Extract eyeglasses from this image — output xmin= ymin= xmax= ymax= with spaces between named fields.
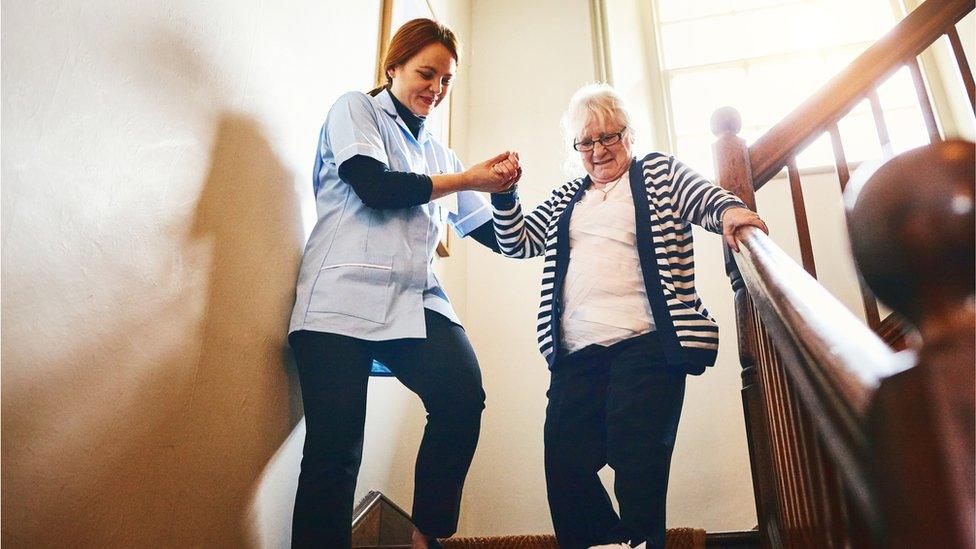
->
xmin=573 ymin=127 xmax=627 ymax=152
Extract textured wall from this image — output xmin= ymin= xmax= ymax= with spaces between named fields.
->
xmin=1 ymin=1 xmax=385 ymax=546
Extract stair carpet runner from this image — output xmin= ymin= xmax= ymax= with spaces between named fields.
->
xmin=440 ymin=529 xmax=706 ymax=548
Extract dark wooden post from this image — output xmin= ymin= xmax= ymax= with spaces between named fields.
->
xmin=711 ymin=107 xmax=782 ymax=546
xmin=846 ymin=139 xmax=976 ymax=547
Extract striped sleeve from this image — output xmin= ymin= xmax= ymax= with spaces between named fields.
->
xmin=669 ymin=157 xmax=747 ymax=233
xmin=490 ymin=186 xmax=565 ymax=259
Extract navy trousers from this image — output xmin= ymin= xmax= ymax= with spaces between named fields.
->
xmin=289 ymin=309 xmax=485 ymax=548
xmin=544 ymin=331 xmax=686 ymax=549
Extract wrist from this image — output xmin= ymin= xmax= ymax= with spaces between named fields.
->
xmin=719 ymin=203 xmax=746 ymax=225
xmin=457 ymin=170 xmax=476 ymax=192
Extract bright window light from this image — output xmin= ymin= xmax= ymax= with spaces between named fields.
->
xmin=652 ymin=0 xmax=932 ymax=179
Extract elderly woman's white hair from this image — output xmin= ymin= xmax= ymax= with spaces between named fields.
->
xmin=560 ymin=83 xmax=635 ymax=175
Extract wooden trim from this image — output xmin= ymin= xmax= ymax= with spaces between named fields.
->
xmin=748 ymin=0 xmax=973 ymax=187
xmin=589 ymin=0 xmax=613 ymax=84
xmin=642 ymin=0 xmax=676 ymax=151
xmin=375 ymin=0 xmax=394 ymax=88
xmin=353 ymin=491 xmax=412 ymax=527
xmin=705 ymin=529 xmax=760 ymax=548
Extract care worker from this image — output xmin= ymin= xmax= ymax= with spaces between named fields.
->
xmin=287 ymin=18 xmax=519 ymax=549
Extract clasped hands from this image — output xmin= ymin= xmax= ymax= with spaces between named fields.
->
xmin=465 ymin=151 xmax=521 ymax=193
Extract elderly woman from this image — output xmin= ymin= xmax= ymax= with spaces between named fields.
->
xmin=488 ymin=84 xmax=767 ymax=548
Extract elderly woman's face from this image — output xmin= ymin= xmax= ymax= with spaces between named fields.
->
xmin=578 ymin=117 xmax=632 ymax=184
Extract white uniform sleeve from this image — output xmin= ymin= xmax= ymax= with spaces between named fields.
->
xmin=445 ymin=153 xmax=492 ymax=237
xmin=326 ymin=92 xmax=389 ymax=167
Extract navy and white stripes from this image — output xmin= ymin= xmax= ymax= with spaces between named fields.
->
xmin=490 ymin=153 xmax=746 ymax=371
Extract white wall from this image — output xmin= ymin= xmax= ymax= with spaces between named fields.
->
xmin=0 ymin=1 xmax=437 ymax=546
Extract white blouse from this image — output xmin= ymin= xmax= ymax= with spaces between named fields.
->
xmin=561 ymin=172 xmax=656 ymax=353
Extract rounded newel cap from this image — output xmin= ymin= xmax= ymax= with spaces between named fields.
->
xmin=711 ymin=107 xmax=742 ymax=136
xmin=844 ymin=140 xmax=975 ymax=326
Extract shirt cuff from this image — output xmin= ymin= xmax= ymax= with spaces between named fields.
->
xmin=490 ymin=190 xmax=519 ymax=209
xmin=333 ymin=141 xmax=388 ymax=168
xmin=450 ymin=191 xmax=493 ymax=237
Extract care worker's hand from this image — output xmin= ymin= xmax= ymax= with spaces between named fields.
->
xmin=465 ymin=151 xmax=521 ymax=193
xmin=722 ymin=206 xmax=769 ymax=252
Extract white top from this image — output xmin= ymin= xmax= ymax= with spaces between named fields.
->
xmin=561 ymin=172 xmax=655 ymax=353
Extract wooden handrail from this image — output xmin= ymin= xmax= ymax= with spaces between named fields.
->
xmin=731 ymin=227 xmax=910 ymax=465
xmin=748 ymin=0 xmax=975 ymax=188
xmin=733 ymin=228 xmax=902 ymax=412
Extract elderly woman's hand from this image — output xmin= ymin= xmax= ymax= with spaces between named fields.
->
xmin=722 ymin=207 xmax=769 ymax=252
xmin=491 ymin=151 xmax=521 ymax=186
xmin=464 ymin=151 xmax=521 ymax=193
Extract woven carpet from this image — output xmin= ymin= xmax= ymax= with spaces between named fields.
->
xmin=440 ymin=528 xmax=706 ymax=549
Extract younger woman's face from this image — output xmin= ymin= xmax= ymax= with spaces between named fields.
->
xmin=389 ymin=42 xmax=456 ymax=117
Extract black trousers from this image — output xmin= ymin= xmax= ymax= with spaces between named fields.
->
xmin=289 ymin=309 xmax=485 ymax=548
xmin=544 ymin=332 xmax=686 ymax=549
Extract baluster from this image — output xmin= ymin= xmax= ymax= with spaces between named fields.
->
xmin=821 ymin=451 xmax=853 ymax=547
xmin=805 ymin=430 xmax=839 ymax=547
xmin=946 ymin=26 xmax=975 ymax=114
xmin=759 ymin=325 xmax=795 ymax=545
xmin=827 ymin=124 xmax=851 ymax=192
xmin=785 ymin=373 xmax=822 ymax=545
xmin=787 ymin=158 xmax=817 ymax=278
xmin=764 ymin=331 xmax=807 ymax=545
xmin=777 ymin=346 xmax=812 ymax=546
xmin=756 ymin=315 xmax=791 ymax=544
xmin=828 ymin=124 xmax=882 ymax=331
xmin=907 ymin=59 xmax=942 ymax=142
xmin=867 ymin=89 xmax=893 ymax=158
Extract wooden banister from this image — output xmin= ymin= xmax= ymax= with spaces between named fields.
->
xmin=748 ymin=0 xmax=975 ymax=188
xmin=710 ymin=0 xmax=974 ymax=546
xmin=723 ymin=141 xmax=975 ymax=547
xmin=733 ymin=228 xmax=901 ymax=419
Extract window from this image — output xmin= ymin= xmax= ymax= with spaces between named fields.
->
xmin=646 ymin=0 xmax=933 ymax=178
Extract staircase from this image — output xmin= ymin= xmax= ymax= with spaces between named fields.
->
xmin=356 ymin=2 xmax=974 ymax=548
xmin=710 ymin=0 xmax=975 ymax=546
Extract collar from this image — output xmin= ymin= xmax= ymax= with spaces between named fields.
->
xmin=376 ymin=88 xmax=432 ymax=145
xmin=580 ymin=157 xmax=637 ymax=191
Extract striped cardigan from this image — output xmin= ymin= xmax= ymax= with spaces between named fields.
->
xmin=490 ymin=153 xmax=747 ymax=373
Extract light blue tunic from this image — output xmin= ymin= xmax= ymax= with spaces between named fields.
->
xmin=289 ymin=89 xmax=491 ymax=341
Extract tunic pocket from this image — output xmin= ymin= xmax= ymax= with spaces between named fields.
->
xmin=308 ymin=253 xmax=395 ymax=324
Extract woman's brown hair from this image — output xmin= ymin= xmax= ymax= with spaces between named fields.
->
xmin=368 ymin=18 xmax=459 ymax=96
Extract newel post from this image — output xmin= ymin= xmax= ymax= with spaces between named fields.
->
xmin=711 ymin=107 xmax=780 ymax=544
xmin=846 ymin=140 xmax=975 ymax=548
